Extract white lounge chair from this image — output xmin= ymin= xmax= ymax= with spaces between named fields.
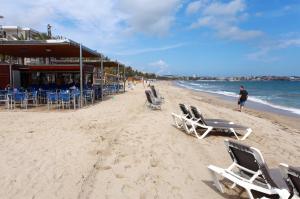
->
xmin=145 ymin=90 xmax=161 ymax=110
xmin=183 ymin=115 xmax=252 ymax=140
xmin=190 ymin=105 xmax=234 ymax=124
xmin=171 ymin=103 xmax=194 ymax=131
xmin=172 ymin=104 xmax=252 ymax=140
xmin=280 ymin=164 xmax=300 ymax=199
xmin=208 ymin=140 xmax=291 ymax=199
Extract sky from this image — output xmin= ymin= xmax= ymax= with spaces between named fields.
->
xmin=1 ymin=0 xmax=300 ymax=76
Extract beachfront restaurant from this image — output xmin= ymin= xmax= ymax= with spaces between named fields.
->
xmin=0 ymin=39 xmax=126 ymax=110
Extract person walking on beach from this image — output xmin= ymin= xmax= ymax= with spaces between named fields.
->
xmin=238 ymin=85 xmax=248 ymax=112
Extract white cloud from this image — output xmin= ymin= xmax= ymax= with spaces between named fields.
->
xmin=277 ymin=39 xmax=300 ymax=48
xmin=188 ymin=0 xmax=263 ymax=40
xmin=186 ymin=0 xmax=208 ymax=15
xmin=148 ymin=60 xmax=169 ymax=74
xmin=218 ymin=26 xmax=262 ymax=40
xmin=203 ymin=0 xmax=245 ymax=16
xmin=0 ymin=0 xmax=182 ymax=48
xmin=114 ymin=43 xmax=185 ymax=55
xmin=119 ymin=0 xmax=181 ymax=36
xmin=247 ymin=38 xmax=300 ymax=61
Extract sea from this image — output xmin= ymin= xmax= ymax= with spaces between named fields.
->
xmin=176 ymin=80 xmax=300 ymax=117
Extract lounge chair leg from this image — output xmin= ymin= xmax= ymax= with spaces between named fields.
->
xmin=230 ymin=183 xmax=236 ymax=189
xmin=229 ymin=128 xmax=240 ymax=140
xmin=172 ymin=114 xmax=183 ymax=128
xmin=182 ymin=121 xmax=192 ymax=135
xmin=209 ymin=169 xmax=224 ymax=193
xmin=245 ymin=188 xmax=255 ymax=199
xmin=195 ymin=127 xmax=213 ymax=139
xmin=241 ymin=128 xmax=252 ymax=140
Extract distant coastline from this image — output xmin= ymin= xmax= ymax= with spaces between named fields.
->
xmin=175 ymin=80 xmax=300 ymax=117
xmin=158 ymin=75 xmax=300 ymax=81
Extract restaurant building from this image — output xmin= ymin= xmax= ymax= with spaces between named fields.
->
xmin=0 ymin=26 xmax=126 ymax=100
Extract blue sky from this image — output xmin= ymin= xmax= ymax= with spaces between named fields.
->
xmin=1 ymin=0 xmax=300 ymax=76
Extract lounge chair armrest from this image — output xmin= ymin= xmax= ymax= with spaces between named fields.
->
xmin=279 ymin=163 xmax=289 ymax=169
xmin=208 ymin=165 xmax=225 ymax=174
xmin=278 ymin=163 xmax=289 ymax=178
xmin=208 ymin=165 xmax=225 ymax=193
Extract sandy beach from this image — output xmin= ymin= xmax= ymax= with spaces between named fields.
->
xmin=0 ymin=81 xmax=299 ymax=199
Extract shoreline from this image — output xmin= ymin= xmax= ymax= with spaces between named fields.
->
xmin=173 ymin=81 xmax=300 ymax=131
xmin=175 ymin=81 xmax=300 ymax=118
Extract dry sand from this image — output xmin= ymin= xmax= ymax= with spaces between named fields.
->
xmin=0 ymin=81 xmax=299 ymax=199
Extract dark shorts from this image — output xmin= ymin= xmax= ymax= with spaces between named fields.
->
xmin=238 ymin=100 xmax=246 ymax=106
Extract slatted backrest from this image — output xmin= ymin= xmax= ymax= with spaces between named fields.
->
xmin=288 ymin=167 xmax=300 ymax=196
xmin=145 ymin=90 xmax=153 ymax=104
xmin=179 ymin=104 xmax=193 ymax=119
xmin=225 ymin=140 xmax=278 ymax=188
xmin=190 ymin=106 xmax=207 ymax=125
xmin=150 ymin=85 xmax=158 ymax=98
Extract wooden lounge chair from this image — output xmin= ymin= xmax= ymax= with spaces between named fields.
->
xmin=145 ymin=90 xmax=161 ymax=110
xmin=208 ymin=140 xmax=291 ymax=199
xmin=280 ymin=164 xmax=300 ymax=199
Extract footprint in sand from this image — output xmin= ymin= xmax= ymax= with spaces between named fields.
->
xmin=115 ymin=173 xmax=125 ymax=179
xmin=150 ymin=157 xmax=159 ymax=168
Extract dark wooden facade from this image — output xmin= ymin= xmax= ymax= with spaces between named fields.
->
xmin=0 ymin=64 xmax=10 ymax=89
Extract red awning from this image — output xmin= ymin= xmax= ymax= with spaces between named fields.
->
xmin=0 ymin=40 xmax=102 ymax=58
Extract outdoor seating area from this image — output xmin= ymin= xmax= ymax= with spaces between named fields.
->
xmin=0 ymin=83 xmax=124 ymax=110
xmin=0 ymin=38 xmax=127 ymax=111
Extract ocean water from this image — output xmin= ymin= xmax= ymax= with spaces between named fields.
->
xmin=176 ymin=80 xmax=300 ymax=116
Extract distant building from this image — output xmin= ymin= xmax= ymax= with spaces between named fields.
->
xmin=0 ymin=26 xmax=42 ymax=41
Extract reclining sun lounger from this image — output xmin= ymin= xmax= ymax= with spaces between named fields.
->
xmin=150 ymin=85 xmax=164 ymax=102
xmin=190 ymin=105 xmax=234 ymax=124
xmin=208 ymin=140 xmax=292 ymax=199
xmin=183 ymin=104 xmax=251 ymax=140
xmin=172 ymin=103 xmax=252 ymax=140
xmin=178 ymin=103 xmax=233 ymax=124
xmin=171 ymin=103 xmax=194 ymax=130
xmin=183 ymin=116 xmax=252 ymax=140
xmin=145 ymin=90 xmax=161 ymax=110
xmin=280 ymin=164 xmax=300 ymax=199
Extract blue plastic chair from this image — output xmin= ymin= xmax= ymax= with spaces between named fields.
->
xmin=0 ymin=90 xmax=10 ymax=109
xmin=71 ymin=89 xmax=81 ymax=109
xmin=13 ymin=92 xmax=28 ymax=109
xmin=84 ymin=89 xmax=94 ymax=105
xmin=47 ymin=92 xmax=59 ymax=110
xmin=59 ymin=91 xmax=71 ymax=109
xmin=27 ymin=91 xmax=38 ymax=107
